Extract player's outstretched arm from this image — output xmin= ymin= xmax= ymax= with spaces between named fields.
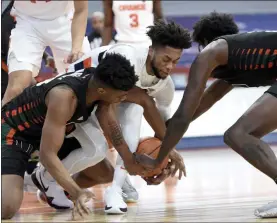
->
xmin=125 ymin=87 xmax=166 ymax=140
xmin=101 ymin=0 xmax=113 ymax=46
xmin=95 ymin=102 xmax=146 ymax=175
xmin=40 ymin=86 xmax=84 ymax=200
xmin=68 ymin=0 xmax=89 ymax=63
xmin=155 ymin=39 xmax=229 ymax=165
xmin=191 ymin=79 xmax=233 ymax=121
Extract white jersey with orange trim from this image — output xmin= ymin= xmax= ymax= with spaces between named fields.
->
xmin=112 ymin=0 xmax=154 ymax=44
xmin=68 ymin=44 xmax=174 ymax=120
xmin=12 ymin=0 xmax=74 ymax=20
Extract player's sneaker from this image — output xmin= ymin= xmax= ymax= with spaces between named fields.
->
xmin=122 ymin=179 xmax=139 ymax=203
xmin=104 ymin=186 xmax=127 ymax=214
xmin=254 ymin=201 xmax=277 ymax=218
xmin=31 ymin=169 xmax=74 ymax=210
xmin=23 ymin=172 xmax=38 ymax=192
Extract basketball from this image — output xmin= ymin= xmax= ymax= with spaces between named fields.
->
xmin=136 ymin=137 xmax=169 ymax=177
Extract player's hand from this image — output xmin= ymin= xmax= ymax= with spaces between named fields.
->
xmin=133 ymin=152 xmax=159 ymax=170
xmin=66 ymin=51 xmax=84 ymax=64
xmin=168 ymin=149 xmax=186 ymax=180
xmin=123 ymin=154 xmax=148 ymax=176
xmin=143 ymin=168 xmax=171 ymax=185
xmin=72 ymin=190 xmax=94 ymax=221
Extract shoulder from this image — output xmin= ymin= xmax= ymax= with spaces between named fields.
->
xmin=200 ymin=38 xmax=228 ymax=66
xmin=45 ymin=85 xmax=77 ymax=108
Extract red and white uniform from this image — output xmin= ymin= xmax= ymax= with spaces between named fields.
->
xmin=112 ymin=1 xmax=154 ymax=46
xmin=8 ymin=0 xmax=90 ymax=77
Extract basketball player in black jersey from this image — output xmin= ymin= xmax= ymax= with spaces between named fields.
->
xmin=1 ymin=53 xmax=151 ymax=220
xmin=136 ymin=12 xmax=277 ymax=218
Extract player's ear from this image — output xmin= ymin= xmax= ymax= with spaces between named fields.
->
xmin=149 ymin=46 xmax=154 ymax=58
xmin=97 ymin=88 xmax=106 ymax=95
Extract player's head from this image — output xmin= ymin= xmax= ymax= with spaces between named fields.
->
xmin=91 ymin=11 xmax=104 ymax=33
xmin=192 ymin=11 xmax=239 ymax=51
xmin=89 ymin=53 xmax=138 ymax=103
xmin=147 ymin=20 xmax=192 ymax=79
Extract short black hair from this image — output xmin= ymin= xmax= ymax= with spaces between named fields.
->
xmin=192 ymin=11 xmax=239 ymax=45
xmin=94 ymin=53 xmax=138 ymax=91
xmin=147 ymin=20 xmax=192 ymax=49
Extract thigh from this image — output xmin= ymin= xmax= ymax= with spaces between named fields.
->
xmin=231 ymin=91 xmax=277 ymax=138
xmin=117 ymin=103 xmax=144 ymax=152
xmin=8 ymin=16 xmax=46 ymax=76
xmin=57 ymin=137 xmax=81 ymax=161
xmin=71 ymin=114 xmax=108 ymax=158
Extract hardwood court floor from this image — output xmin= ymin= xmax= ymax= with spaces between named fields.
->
xmin=4 ymin=147 xmax=277 ymax=222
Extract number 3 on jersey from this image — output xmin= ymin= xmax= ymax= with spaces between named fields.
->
xmin=129 ymin=13 xmax=139 ymax=28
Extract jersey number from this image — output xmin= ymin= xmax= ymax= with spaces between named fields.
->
xmin=129 ymin=13 xmax=139 ymax=28
xmin=30 ymin=0 xmax=51 ymax=3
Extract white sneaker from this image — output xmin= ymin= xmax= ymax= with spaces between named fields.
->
xmin=254 ymin=201 xmax=277 ymax=218
xmin=31 ymin=169 xmax=74 ymax=210
xmin=122 ymin=179 xmax=139 ymax=203
xmin=24 ymin=172 xmax=38 ymax=192
xmin=104 ymin=186 xmax=127 ymax=214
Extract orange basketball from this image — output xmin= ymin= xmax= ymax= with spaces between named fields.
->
xmin=136 ymin=137 xmax=169 ymax=177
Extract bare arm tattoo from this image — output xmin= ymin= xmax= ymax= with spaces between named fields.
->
xmin=108 ymin=121 xmax=125 ymax=147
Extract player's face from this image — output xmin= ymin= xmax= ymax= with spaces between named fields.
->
xmin=92 ymin=16 xmax=104 ymax=33
xmin=150 ymin=46 xmax=182 ymax=79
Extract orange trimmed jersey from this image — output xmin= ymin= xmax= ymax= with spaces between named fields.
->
xmin=212 ymin=31 xmax=277 ymax=87
xmin=1 ymin=68 xmax=97 ymax=145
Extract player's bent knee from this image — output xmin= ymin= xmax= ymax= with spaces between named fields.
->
xmin=224 ymin=126 xmax=244 ymax=147
xmin=1 ymin=203 xmax=18 ymax=220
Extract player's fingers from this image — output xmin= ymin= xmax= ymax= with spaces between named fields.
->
xmin=76 ymin=201 xmax=85 ymax=218
xmin=80 ymin=202 xmax=90 ymax=215
xmin=178 ymin=168 xmax=183 ymax=180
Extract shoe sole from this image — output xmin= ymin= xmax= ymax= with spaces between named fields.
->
xmin=124 ymin=198 xmax=138 ymax=203
xmin=31 ymin=173 xmax=71 ymax=210
xmin=254 ymin=209 xmax=277 ymax=218
xmin=36 ymin=190 xmax=47 ymax=205
xmin=104 ymin=206 xmax=127 ymax=214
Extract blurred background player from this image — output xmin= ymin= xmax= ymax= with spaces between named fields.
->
xmin=88 ymin=11 xmax=115 ymax=49
xmin=101 ymin=0 xmax=163 ymax=47
xmin=2 ymin=0 xmax=90 ymax=106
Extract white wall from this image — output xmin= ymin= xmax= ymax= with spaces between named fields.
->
xmin=140 ymin=87 xmax=277 ymax=138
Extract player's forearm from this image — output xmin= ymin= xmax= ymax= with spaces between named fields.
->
xmin=157 ymin=111 xmax=189 ymax=164
xmin=101 ymin=27 xmax=113 ymax=46
xmin=71 ymin=10 xmax=88 ymax=52
xmin=191 ymin=80 xmax=233 ymax=121
xmin=40 ymin=149 xmax=82 ymax=200
xmin=95 ymin=104 xmax=133 ymax=162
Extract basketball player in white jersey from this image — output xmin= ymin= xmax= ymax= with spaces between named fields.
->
xmin=31 ymin=20 xmax=190 ymax=214
xmin=2 ymin=0 xmax=90 ymax=106
xmin=102 ymin=0 xmax=163 ymax=46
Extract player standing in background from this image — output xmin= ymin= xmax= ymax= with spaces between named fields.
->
xmin=136 ymin=12 xmax=277 ymax=219
xmin=2 ymin=0 xmax=90 ymax=106
xmin=102 ymin=0 xmax=163 ymax=46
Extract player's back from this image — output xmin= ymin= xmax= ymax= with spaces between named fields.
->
xmin=213 ymin=31 xmax=277 ymax=87
xmin=112 ymin=0 xmax=154 ymax=43
xmin=12 ymin=0 xmax=73 ymax=20
xmin=1 ymin=70 xmax=92 ymax=141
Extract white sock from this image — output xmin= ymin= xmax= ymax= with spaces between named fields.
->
xmin=112 ymin=165 xmax=128 ymax=189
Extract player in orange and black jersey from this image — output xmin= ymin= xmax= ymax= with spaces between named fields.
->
xmin=1 ymin=53 xmax=142 ymax=219
xmin=135 ymin=12 xmax=277 ymax=218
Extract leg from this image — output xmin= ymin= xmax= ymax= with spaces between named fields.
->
xmin=2 ymin=16 xmax=46 ymax=105
xmin=73 ymin=158 xmax=114 ymax=188
xmin=1 ymin=144 xmax=29 ymax=219
xmin=104 ymin=103 xmax=143 ymax=214
xmin=224 ymin=92 xmax=277 ymax=181
xmin=32 ymin=114 xmax=108 ymax=209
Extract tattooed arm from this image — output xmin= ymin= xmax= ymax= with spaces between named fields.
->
xmin=95 ymin=102 xmax=145 ymax=175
